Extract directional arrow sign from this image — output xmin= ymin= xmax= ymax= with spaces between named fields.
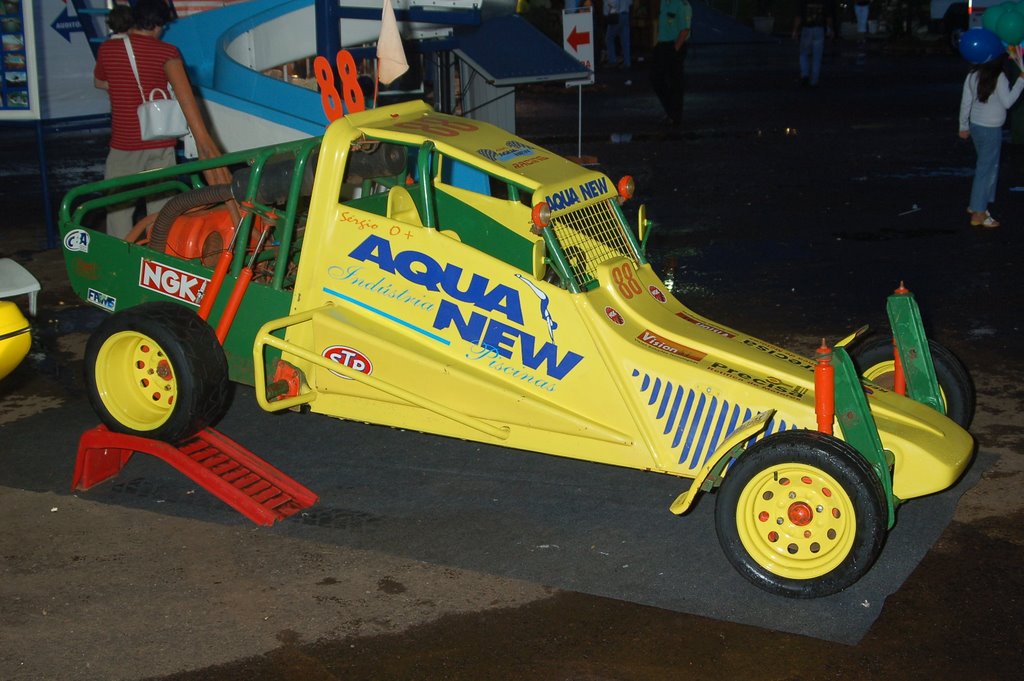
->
xmin=567 ymin=26 xmax=591 ymax=53
xmin=562 ymin=8 xmax=595 ymax=86
xmin=50 ymin=7 xmax=84 ymax=43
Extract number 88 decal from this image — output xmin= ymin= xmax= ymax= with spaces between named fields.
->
xmin=314 ymin=50 xmax=365 ymax=122
xmin=612 ymin=263 xmax=643 ymax=299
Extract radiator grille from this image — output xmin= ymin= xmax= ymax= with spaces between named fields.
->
xmin=549 ymin=199 xmax=638 ymax=290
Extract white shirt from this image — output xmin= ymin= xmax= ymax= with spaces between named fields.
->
xmin=959 ymin=71 xmax=1024 ymax=130
xmin=604 ymin=0 xmax=631 ymax=14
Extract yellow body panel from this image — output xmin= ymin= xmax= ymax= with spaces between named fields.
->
xmin=261 ymin=103 xmax=973 ymax=502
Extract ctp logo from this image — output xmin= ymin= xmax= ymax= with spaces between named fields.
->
xmin=322 ymin=345 xmax=373 ymax=380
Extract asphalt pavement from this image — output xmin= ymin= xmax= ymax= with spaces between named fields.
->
xmin=2 ymin=29 xmax=1023 ymax=681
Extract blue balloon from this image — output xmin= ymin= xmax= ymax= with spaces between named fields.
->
xmin=959 ymin=28 xmax=1005 ymax=64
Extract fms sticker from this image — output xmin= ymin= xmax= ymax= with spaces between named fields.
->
xmin=87 ymin=288 xmax=116 ymax=311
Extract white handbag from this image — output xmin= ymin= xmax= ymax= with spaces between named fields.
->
xmin=122 ymin=36 xmax=189 ymax=141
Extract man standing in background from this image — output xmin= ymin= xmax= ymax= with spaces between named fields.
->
xmin=650 ymin=0 xmax=691 ymax=127
xmin=604 ymin=0 xmax=632 ymax=70
xmin=792 ymin=0 xmax=836 ymax=88
xmin=854 ymin=0 xmax=871 ymax=36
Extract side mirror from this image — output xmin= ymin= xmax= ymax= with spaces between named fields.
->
xmin=638 ymin=204 xmax=653 ymax=252
xmin=531 ymin=239 xmax=548 ymax=280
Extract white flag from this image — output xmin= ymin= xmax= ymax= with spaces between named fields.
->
xmin=377 ymin=0 xmax=409 ymax=85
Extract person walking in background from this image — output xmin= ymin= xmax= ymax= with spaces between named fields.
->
xmin=853 ymin=0 xmax=871 ymax=36
xmin=603 ymin=0 xmax=631 ymax=69
xmin=959 ymin=52 xmax=1024 ymax=228
xmin=792 ymin=0 xmax=835 ymax=88
xmin=650 ymin=0 xmax=691 ymax=127
xmin=94 ymin=0 xmax=224 ymax=239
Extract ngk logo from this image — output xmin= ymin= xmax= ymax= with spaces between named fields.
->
xmin=322 ymin=345 xmax=373 ymax=380
xmin=139 ymin=259 xmax=209 ymax=306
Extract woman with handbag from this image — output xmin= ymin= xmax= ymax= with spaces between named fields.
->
xmin=94 ymin=0 xmax=225 ymax=239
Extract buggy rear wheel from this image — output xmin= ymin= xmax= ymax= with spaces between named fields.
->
xmin=85 ymin=301 xmax=229 ymax=443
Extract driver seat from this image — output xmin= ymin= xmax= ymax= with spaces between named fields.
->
xmin=386 ymin=186 xmax=423 ymax=227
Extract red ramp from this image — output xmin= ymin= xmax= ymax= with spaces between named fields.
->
xmin=72 ymin=426 xmax=318 ymax=526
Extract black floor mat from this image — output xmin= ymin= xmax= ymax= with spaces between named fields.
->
xmin=1 ymin=390 xmax=991 ymax=644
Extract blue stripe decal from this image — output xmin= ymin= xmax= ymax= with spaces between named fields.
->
xmin=664 ymin=385 xmax=682 ymax=435
xmin=727 ymin=404 xmax=741 ymax=437
xmin=703 ymin=400 xmax=731 ymax=466
xmin=681 ymin=393 xmax=708 ymax=466
xmin=691 ymin=396 xmax=718 ymax=469
xmin=631 ymin=370 xmax=808 ymax=470
xmin=656 ymin=381 xmax=674 ymax=420
xmin=323 ymin=287 xmax=450 ymax=345
xmin=672 ymin=389 xmax=696 ymax=449
xmin=649 ymin=377 xmax=663 ymax=406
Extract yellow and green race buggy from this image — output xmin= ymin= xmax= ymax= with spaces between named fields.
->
xmin=59 ymin=100 xmax=975 ymax=598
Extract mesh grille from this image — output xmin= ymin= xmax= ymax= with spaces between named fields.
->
xmin=550 ymin=199 xmax=637 ymax=290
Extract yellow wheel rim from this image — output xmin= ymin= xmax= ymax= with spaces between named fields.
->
xmin=94 ymin=330 xmax=178 ymax=431
xmin=863 ymin=360 xmax=948 ymax=408
xmin=735 ymin=463 xmax=856 ymax=580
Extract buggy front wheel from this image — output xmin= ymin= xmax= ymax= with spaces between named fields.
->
xmin=715 ymin=430 xmax=887 ymax=598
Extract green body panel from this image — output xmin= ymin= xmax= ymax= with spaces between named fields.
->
xmin=61 ymin=230 xmax=291 ymax=385
xmin=57 ymin=137 xmax=320 ymax=385
xmin=832 ymin=346 xmax=897 ymax=528
xmin=201 ymin=276 xmax=293 ymax=385
xmin=347 ymin=192 xmax=391 ymax=218
xmin=886 ymin=290 xmax=944 ymax=415
xmin=434 ymin=191 xmax=534 ymax=273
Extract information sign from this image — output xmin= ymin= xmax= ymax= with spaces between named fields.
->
xmin=562 ymin=8 xmax=594 ymax=88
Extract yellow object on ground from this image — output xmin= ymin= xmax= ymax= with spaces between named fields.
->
xmin=0 ymin=301 xmax=31 ymax=381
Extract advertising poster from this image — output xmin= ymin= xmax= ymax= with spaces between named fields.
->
xmin=31 ymin=0 xmax=109 ymax=119
xmin=0 ymin=0 xmax=40 ymax=119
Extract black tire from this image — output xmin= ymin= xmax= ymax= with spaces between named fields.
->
xmin=85 ymin=301 xmax=230 ymax=443
xmin=715 ymin=430 xmax=887 ymax=598
xmin=944 ymin=9 xmax=968 ymax=54
xmin=947 ymin=22 xmax=966 ymax=54
xmin=849 ymin=334 xmax=975 ymax=429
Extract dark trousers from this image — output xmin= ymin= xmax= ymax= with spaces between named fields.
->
xmin=651 ymin=41 xmax=687 ymax=123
